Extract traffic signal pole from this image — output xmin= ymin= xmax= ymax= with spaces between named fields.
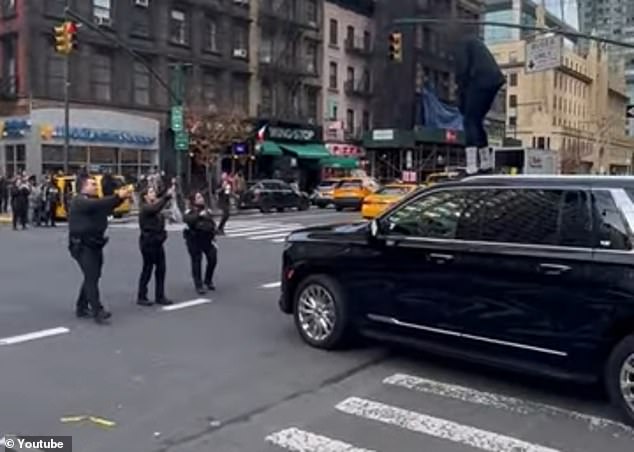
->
xmin=63 ymin=13 xmax=70 ymax=173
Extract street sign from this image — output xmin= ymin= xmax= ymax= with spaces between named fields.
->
xmin=174 ymin=131 xmax=189 ymax=150
xmin=402 ymin=170 xmax=417 ymax=183
xmin=171 ymin=106 xmax=184 ymax=132
xmin=525 ymin=36 xmax=562 ymax=74
xmin=627 ymin=105 xmax=634 ymax=119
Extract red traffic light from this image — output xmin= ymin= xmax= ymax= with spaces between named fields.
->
xmin=65 ymin=21 xmax=77 ymax=34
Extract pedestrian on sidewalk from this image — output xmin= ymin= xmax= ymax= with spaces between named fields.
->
xmin=0 ymin=173 xmax=8 ymax=214
xmin=183 ymin=191 xmax=217 ymax=295
xmin=68 ymin=177 xmax=133 ymax=324
xmin=217 ymin=172 xmax=232 ymax=235
xmin=137 ymin=185 xmax=174 ymax=307
xmin=43 ymin=175 xmax=60 ymax=227
xmin=11 ymin=175 xmax=30 ymax=230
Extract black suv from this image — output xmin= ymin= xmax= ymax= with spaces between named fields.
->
xmin=238 ymin=179 xmax=310 ymax=213
xmin=278 ymin=175 xmax=634 ymax=425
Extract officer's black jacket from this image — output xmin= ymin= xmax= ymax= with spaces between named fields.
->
xmin=139 ymin=194 xmax=171 ymax=244
xmin=68 ymin=194 xmax=122 ymax=241
xmin=183 ymin=206 xmax=216 ymax=242
xmin=454 ymin=35 xmax=505 ymax=93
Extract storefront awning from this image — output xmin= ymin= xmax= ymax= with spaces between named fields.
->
xmin=279 ymin=143 xmax=330 ymax=159
xmin=320 ymin=156 xmax=359 ymax=169
xmin=258 ymin=140 xmax=283 ymax=156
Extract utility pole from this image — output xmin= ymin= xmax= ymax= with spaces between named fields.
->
xmin=168 ymin=63 xmax=190 ymax=202
xmin=63 ymin=0 xmax=71 ymax=173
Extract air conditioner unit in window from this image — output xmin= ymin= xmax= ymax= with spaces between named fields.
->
xmin=233 ymin=48 xmax=247 ymax=58
xmin=233 ymin=0 xmax=249 ymax=5
xmin=135 ymin=0 xmax=149 ymax=7
xmin=94 ymin=16 xmax=112 ymax=26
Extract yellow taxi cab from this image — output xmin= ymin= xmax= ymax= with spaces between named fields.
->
xmin=424 ymin=170 xmax=464 ymax=186
xmin=361 ymin=183 xmax=418 ymax=219
xmin=333 ymin=177 xmax=379 ymax=211
xmin=312 ymin=178 xmax=341 ymax=208
xmin=54 ymin=174 xmax=132 ymax=220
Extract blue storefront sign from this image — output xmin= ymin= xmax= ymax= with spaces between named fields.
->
xmin=0 ymin=118 xmax=32 ymax=138
xmin=49 ymin=126 xmax=156 ymax=146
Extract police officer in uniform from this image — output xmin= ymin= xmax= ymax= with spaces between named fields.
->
xmin=184 ymin=191 xmax=217 ymax=294
xmin=137 ymin=186 xmax=174 ymax=306
xmin=68 ymin=176 xmax=132 ymax=324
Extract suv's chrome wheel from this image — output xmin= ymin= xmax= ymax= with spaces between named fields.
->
xmin=297 ymin=284 xmax=336 ymax=342
xmin=620 ymin=352 xmax=634 ymax=412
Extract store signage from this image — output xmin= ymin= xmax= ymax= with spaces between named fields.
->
xmin=233 ymin=142 xmax=247 ymax=154
xmin=174 ymin=131 xmax=189 ymax=151
xmin=0 ymin=118 xmax=32 ymax=138
xmin=268 ymin=126 xmax=315 ymax=142
xmin=48 ymin=126 xmax=156 ymax=145
xmin=372 ymin=129 xmax=394 ymax=141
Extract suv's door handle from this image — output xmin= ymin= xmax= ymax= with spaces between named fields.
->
xmin=429 ymin=253 xmax=454 ymax=264
xmin=538 ymin=263 xmax=571 ymax=276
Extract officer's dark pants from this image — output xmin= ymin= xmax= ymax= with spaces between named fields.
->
xmin=12 ymin=205 xmax=27 ymax=230
xmin=138 ymin=241 xmax=166 ymax=300
xmin=186 ymin=238 xmax=217 ymax=289
xmin=70 ymin=243 xmax=104 ymax=314
xmin=461 ymin=85 xmax=501 ymax=148
xmin=218 ymin=205 xmax=230 ymax=233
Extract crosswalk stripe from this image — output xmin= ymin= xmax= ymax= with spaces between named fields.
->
xmin=224 ymin=225 xmax=276 ymax=233
xmin=266 ymin=427 xmax=377 ymax=452
xmin=248 ymin=232 xmax=293 ymax=240
xmin=336 ymin=397 xmax=560 ymax=452
xmin=271 ymin=238 xmax=286 ymax=242
xmin=383 ymin=373 xmax=634 ymax=436
xmin=229 ymin=226 xmax=298 ymax=238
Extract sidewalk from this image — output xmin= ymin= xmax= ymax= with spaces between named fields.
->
xmin=0 ymin=213 xmax=10 ymax=224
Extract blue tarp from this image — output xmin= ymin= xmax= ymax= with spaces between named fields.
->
xmin=421 ymin=87 xmax=464 ymax=130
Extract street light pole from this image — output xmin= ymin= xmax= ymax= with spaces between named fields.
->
xmin=63 ymin=1 xmax=71 ymax=173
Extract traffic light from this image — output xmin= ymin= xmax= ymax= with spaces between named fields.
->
xmin=388 ymin=31 xmax=403 ymax=62
xmin=53 ymin=21 xmax=78 ymax=55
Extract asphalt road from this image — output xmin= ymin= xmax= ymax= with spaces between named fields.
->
xmin=0 ymin=208 xmax=633 ymax=452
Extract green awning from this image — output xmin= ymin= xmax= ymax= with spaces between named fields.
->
xmin=259 ymin=140 xmax=283 ymax=156
xmin=279 ymin=143 xmax=330 ymax=159
xmin=320 ymin=156 xmax=359 ymax=169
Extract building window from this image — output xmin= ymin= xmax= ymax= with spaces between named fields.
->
xmin=329 ymin=19 xmax=338 ymax=46
xmin=131 ymin=2 xmax=151 ymax=37
xmin=232 ymin=23 xmax=248 ymax=56
xmin=329 ymin=61 xmax=338 ymax=90
xmin=231 ymin=77 xmax=248 ymax=115
xmin=202 ymin=71 xmax=218 ymax=109
xmin=261 ymin=82 xmax=273 ymax=116
xmin=362 ymin=110 xmax=370 ymax=131
xmin=346 ymin=109 xmax=355 ymax=133
xmin=509 ymin=94 xmax=517 ymax=108
xmin=509 ymin=51 xmax=518 ymax=63
xmin=2 ymin=36 xmax=17 ymax=96
xmin=509 ymin=73 xmax=518 ymax=86
xmin=346 ymin=66 xmax=354 ymax=83
xmin=306 ymin=41 xmax=317 ymax=73
xmin=133 ymin=61 xmax=150 ymax=105
xmin=91 ymin=51 xmax=112 ymax=101
xmin=509 ymin=116 xmax=517 ymax=127
xmin=47 ymin=54 xmax=65 ymax=98
xmin=205 ymin=17 xmax=218 ymax=52
xmin=93 ymin=0 xmax=111 ymax=21
xmin=3 ymin=0 xmax=16 ymax=16
xmin=4 ymin=144 xmax=26 ymax=178
xmin=306 ymin=0 xmax=317 ymax=24
xmin=346 ymin=25 xmax=354 ymax=44
xmin=170 ymin=8 xmax=188 ymax=45
xmin=306 ymin=88 xmax=318 ymax=121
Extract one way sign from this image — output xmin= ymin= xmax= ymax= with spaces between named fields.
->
xmin=627 ymin=105 xmax=634 ymax=119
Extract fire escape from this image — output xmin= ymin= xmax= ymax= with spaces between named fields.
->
xmin=258 ymin=0 xmax=319 ymax=123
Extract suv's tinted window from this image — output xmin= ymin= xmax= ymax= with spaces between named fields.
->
xmin=559 ymin=190 xmax=592 ymax=247
xmin=592 ymin=191 xmax=631 ymax=250
xmin=262 ymin=182 xmax=281 ymax=190
xmin=479 ymin=189 xmax=560 ymax=246
xmin=385 ymin=190 xmax=476 ymax=239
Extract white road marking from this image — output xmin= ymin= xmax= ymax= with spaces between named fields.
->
xmin=384 ymin=373 xmax=634 ymax=437
xmin=0 ymin=436 xmax=5 ymax=446
xmin=336 ymin=397 xmax=560 ymax=452
xmin=261 ymin=282 xmax=281 ymax=288
xmin=266 ymin=427 xmax=377 ymax=452
xmin=248 ymin=232 xmax=293 ymax=240
xmin=224 ymin=225 xmax=276 ymax=234
xmin=161 ymin=298 xmax=212 ymax=311
xmin=229 ymin=226 xmax=299 ymax=238
xmin=271 ymin=238 xmax=287 ymax=242
xmin=0 ymin=327 xmax=70 ymax=346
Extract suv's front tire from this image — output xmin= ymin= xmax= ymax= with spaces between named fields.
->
xmin=293 ymin=275 xmax=350 ymax=350
xmin=606 ymin=334 xmax=634 ymax=426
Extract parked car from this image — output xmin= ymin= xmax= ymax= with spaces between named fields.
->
xmin=277 ymin=175 xmax=634 ymax=425
xmin=333 ymin=177 xmax=380 ymax=211
xmin=361 ymin=183 xmax=418 ymax=219
xmin=313 ymin=179 xmax=341 ymax=208
xmin=238 ymin=179 xmax=310 ymax=213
